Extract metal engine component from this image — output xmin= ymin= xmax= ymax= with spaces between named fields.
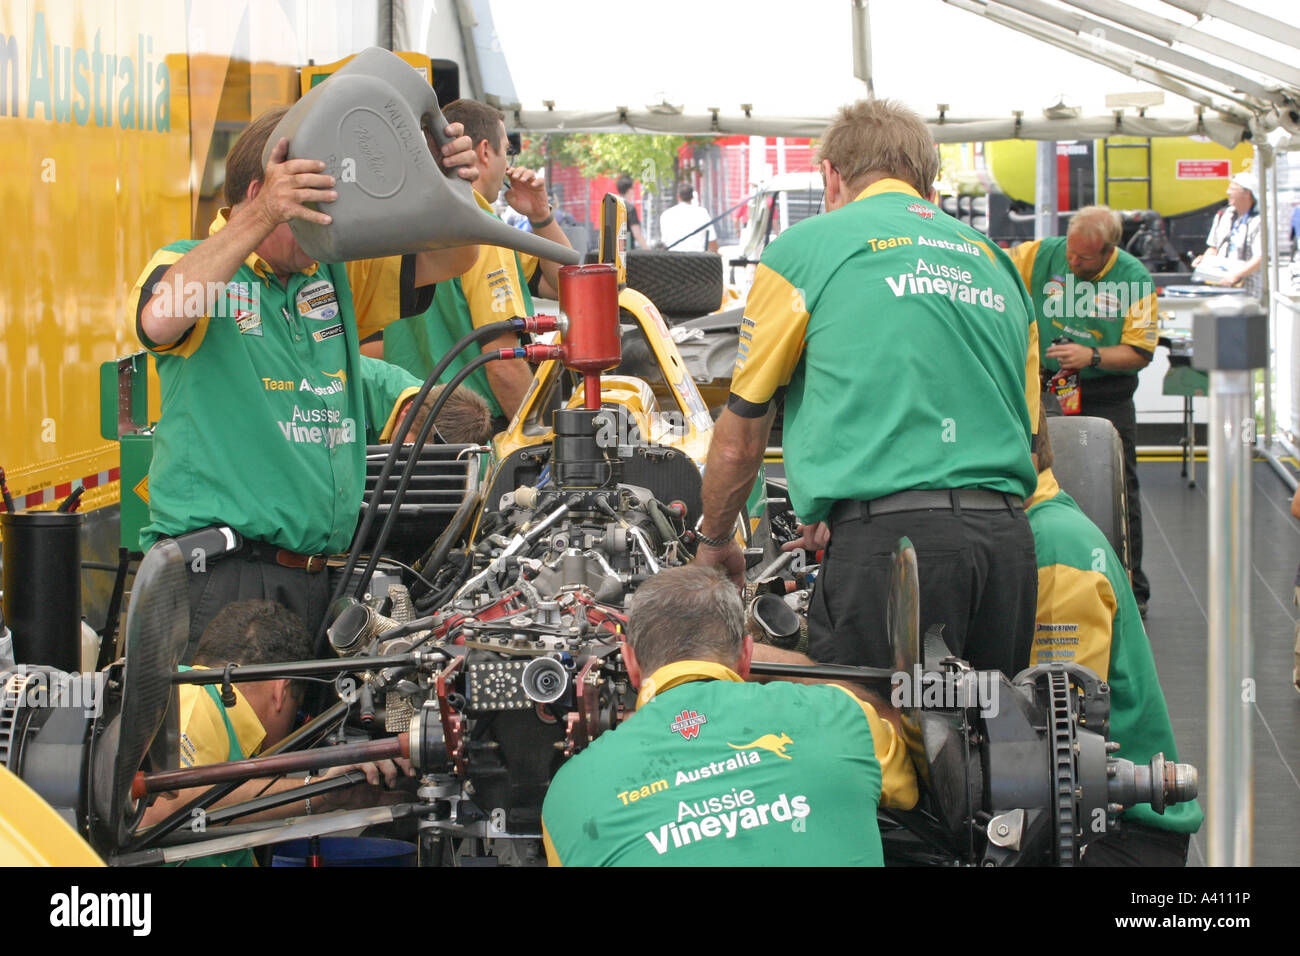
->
xmin=520 ymin=657 xmax=569 ymax=704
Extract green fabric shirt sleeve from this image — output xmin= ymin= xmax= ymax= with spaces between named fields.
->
xmin=359 ymin=355 xmax=422 ymax=442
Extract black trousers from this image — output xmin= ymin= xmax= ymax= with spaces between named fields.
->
xmin=1079 ymin=394 xmax=1149 ymax=603
xmin=807 ymin=504 xmax=1038 ymax=676
xmin=1081 ymin=822 xmax=1190 ymax=867
xmin=183 ymin=553 xmax=330 ymax=663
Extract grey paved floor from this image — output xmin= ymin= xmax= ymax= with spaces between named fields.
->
xmin=1139 ymin=459 xmax=1300 ymax=866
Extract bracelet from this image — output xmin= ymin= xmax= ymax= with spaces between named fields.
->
xmin=529 ymin=212 xmax=555 ymax=230
xmin=303 ymin=774 xmax=313 ymax=815
xmin=696 ymin=531 xmax=732 ymax=548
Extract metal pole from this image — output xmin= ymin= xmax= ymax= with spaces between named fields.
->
xmin=1257 ymin=145 xmax=1274 ymax=447
xmin=1205 ymin=368 xmax=1253 ymax=866
xmin=1195 ymin=299 xmax=1266 ymax=867
xmin=1035 ymin=140 xmax=1059 ymax=239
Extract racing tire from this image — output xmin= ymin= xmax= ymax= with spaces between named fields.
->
xmin=1045 ymin=414 xmax=1131 ymax=573
xmin=625 ymin=249 xmax=723 ymax=319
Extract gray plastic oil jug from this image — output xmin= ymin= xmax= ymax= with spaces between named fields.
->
xmin=262 ymin=47 xmax=580 ymax=266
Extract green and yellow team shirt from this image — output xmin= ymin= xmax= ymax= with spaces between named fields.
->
xmin=174 ymin=668 xmax=268 ymax=866
xmin=730 ymin=180 xmax=1038 ymax=525
xmin=1027 ymin=469 xmax=1203 ymax=835
xmin=540 ymin=661 xmax=917 ymax=867
xmin=1009 ymin=237 xmax=1159 ymax=380
xmin=128 ymin=210 xmax=422 ymax=555
xmin=383 ymin=190 xmax=538 ymax=419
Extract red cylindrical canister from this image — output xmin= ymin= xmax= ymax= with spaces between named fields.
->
xmin=558 ymin=264 xmax=621 ymax=376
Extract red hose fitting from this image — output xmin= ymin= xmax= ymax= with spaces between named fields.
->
xmin=519 ymin=314 xmax=560 ymax=334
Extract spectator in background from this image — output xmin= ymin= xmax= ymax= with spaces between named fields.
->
xmin=1193 ymin=171 xmax=1261 ymax=297
xmin=549 ymin=192 xmax=578 ymax=228
xmin=659 ymin=183 xmax=719 ymax=252
xmin=617 ymin=175 xmax=646 ymax=249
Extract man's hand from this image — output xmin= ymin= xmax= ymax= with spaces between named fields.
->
xmin=693 ymin=539 xmax=746 ymax=589
xmin=322 ymin=757 xmax=414 ymax=789
xmin=780 ymin=522 xmax=830 ymax=553
xmin=1044 ymin=340 xmax=1093 ymax=370
xmin=504 ymin=165 xmax=550 ymax=221
xmin=437 ymin=122 xmax=478 ymax=183
xmin=249 ymin=138 xmax=337 ymax=230
xmin=316 ymin=758 xmax=416 ymax=811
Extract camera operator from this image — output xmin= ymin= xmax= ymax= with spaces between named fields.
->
xmin=540 ymin=565 xmax=917 ymax=866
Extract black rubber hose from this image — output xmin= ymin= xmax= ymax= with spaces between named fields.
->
xmin=318 ymin=318 xmax=526 ymax=652
xmin=411 ymin=485 xmax=482 ymax=596
xmin=350 ymin=351 xmax=502 ymax=619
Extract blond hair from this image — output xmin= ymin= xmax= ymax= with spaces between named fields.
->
xmin=816 ymin=98 xmax=939 ymax=197
xmin=1068 ymin=206 xmax=1123 ymax=250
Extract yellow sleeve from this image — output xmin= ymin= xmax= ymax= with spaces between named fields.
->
xmin=377 ymin=386 xmax=422 ymax=442
xmin=463 ymin=245 xmax=531 ymax=329
xmin=831 ymin=685 xmax=919 ymax=811
xmin=1008 ymin=240 xmax=1039 ymax=291
xmin=542 ymin=821 xmax=563 ymax=866
xmin=728 ymin=262 xmax=810 ymax=413
xmin=176 ymin=685 xmax=230 ymax=768
xmin=1025 ymin=318 xmax=1041 ymax=437
xmin=345 ymin=256 xmax=404 ymax=341
xmin=519 ymin=253 xmax=540 ymax=282
xmin=1120 ymin=290 xmax=1159 ymax=353
xmin=1032 ymin=563 xmax=1116 ymax=679
xmin=131 ymin=248 xmax=209 ymax=358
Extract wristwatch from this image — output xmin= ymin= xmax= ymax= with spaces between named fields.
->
xmin=696 ymin=531 xmax=733 ymax=548
xmin=1090 ymin=347 xmax=1102 ymax=368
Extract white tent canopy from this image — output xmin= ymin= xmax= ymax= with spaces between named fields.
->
xmin=438 ymin=0 xmax=1300 ymax=147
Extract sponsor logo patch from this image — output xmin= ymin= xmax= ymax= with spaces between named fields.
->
xmin=728 ymin=732 xmax=794 ymax=759
xmin=295 ymin=278 xmax=339 ymax=321
xmin=670 ymin=709 xmax=707 ymax=740
xmin=236 ymin=311 xmax=263 ymax=336
xmin=906 ymin=202 xmax=934 ymax=219
xmin=311 ymin=323 xmax=345 ymax=343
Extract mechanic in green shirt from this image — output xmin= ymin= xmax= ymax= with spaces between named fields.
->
xmin=377 ymin=98 xmax=572 ymax=427
xmin=696 ymin=98 xmax=1040 ymax=676
xmin=1027 ymin=412 xmax=1201 ymax=865
xmin=1010 ymin=207 xmax=1159 ymax=615
xmin=541 ymin=565 xmax=917 ymax=866
xmin=129 ymin=106 xmax=481 ymax=649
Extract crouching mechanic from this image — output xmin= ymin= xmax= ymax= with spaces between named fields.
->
xmin=541 ymin=565 xmax=917 ymax=866
xmin=142 ymin=600 xmax=413 ymax=865
xmin=129 ymin=106 xmax=482 ymax=651
xmin=1028 ymin=414 xmax=1202 ymax=865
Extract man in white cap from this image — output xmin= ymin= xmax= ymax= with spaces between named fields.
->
xmin=1194 ymin=170 xmax=1262 ymax=297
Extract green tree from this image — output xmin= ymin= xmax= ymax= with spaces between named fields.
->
xmin=517 ymin=132 xmax=713 ymax=192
